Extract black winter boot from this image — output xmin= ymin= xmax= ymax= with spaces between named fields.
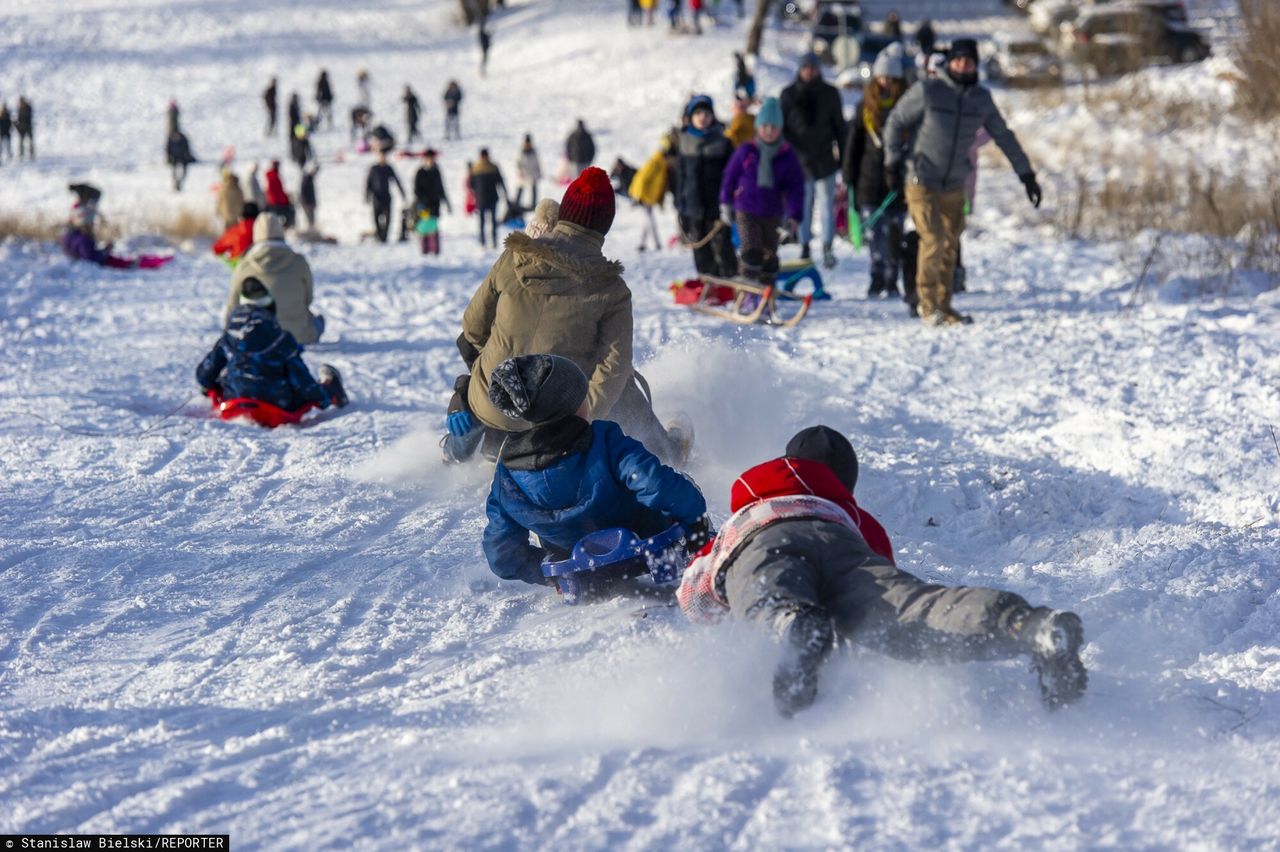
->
xmin=771 ymin=609 xmax=834 ymax=718
xmin=319 ymin=364 xmax=349 ymax=409
xmin=1014 ymin=608 xmax=1087 ymax=710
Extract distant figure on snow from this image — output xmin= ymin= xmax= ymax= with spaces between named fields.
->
xmin=513 ymin=133 xmax=542 ymax=210
xmin=315 ymin=70 xmax=334 ymax=128
xmin=365 ymin=150 xmax=406 ymax=243
xmin=299 ymin=163 xmax=320 ymax=232
xmin=468 ymin=148 xmax=507 ymax=249
xmin=215 ymin=167 xmax=246 ymax=231
xmin=412 ymin=149 xmax=451 ymax=255
xmin=479 ymin=23 xmax=492 ymax=75
xmin=263 ymin=160 xmax=295 ymax=228
xmin=403 ymin=85 xmax=421 ymax=144
xmin=0 ymin=103 xmax=12 ymax=162
xmin=16 ymin=96 xmax=35 ymax=160
xmin=166 ymin=128 xmax=196 ymax=192
xmin=564 ymin=119 xmax=595 ymax=179
xmin=443 ymin=80 xmax=463 ymax=140
xmin=263 ymin=77 xmax=278 ymax=138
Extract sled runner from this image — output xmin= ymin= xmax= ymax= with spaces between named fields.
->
xmin=670 ymin=273 xmax=814 ymax=327
xmin=207 ymin=390 xmax=315 ymax=428
xmin=541 ymin=523 xmax=690 ymax=605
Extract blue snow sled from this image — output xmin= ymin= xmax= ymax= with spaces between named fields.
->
xmin=541 ymin=523 xmax=689 ymax=605
xmin=777 ymin=261 xmax=831 ymax=301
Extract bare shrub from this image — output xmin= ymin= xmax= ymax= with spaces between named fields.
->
xmin=1236 ymin=0 xmax=1280 ymax=117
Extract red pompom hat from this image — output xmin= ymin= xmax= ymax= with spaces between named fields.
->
xmin=558 ymin=167 xmax=616 ymax=236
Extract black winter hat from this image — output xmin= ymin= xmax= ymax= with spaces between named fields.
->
xmin=786 ymin=425 xmax=858 ymax=491
xmin=948 ymin=38 xmax=979 ymax=63
xmin=488 ymin=354 xmax=588 ymax=425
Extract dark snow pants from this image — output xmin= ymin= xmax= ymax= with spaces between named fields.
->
xmin=735 ymin=211 xmax=781 ymax=284
xmin=723 ymin=520 xmax=1030 ymax=663
xmin=605 ymin=373 xmax=682 ymax=466
xmin=372 ymin=200 xmax=392 ymax=242
xmin=680 ymin=214 xmax=737 ymax=279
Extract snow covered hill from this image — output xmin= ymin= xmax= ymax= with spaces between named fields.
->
xmin=2 ymin=0 xmax=1279 ymax=847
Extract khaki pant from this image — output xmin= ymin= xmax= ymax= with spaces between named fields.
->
xmin=906 ymin=184 xmax=967 ymax=318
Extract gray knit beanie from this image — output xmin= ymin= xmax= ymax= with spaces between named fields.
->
xmin=488 ymin=354 xmax=588 ymax=425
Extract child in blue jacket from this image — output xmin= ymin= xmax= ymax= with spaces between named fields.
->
xmin=482 ymin=354 xmax=708 ymax=585
xmin=197 ymin=278 xmax=348 ymax=413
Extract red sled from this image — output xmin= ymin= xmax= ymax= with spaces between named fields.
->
xmin=208 ymin=391 xmax=315 ymax=428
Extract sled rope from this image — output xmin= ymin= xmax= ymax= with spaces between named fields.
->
xmin=0 ymin=392 xmax=198 ymax=438
xmin=679 ymin=220 xmax=727 ymax=249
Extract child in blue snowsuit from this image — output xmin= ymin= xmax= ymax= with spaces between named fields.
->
xmin=197 ymin=278 xmax=347 ymax=413
xmin=482 ymin=354 xmax=708 ymax=585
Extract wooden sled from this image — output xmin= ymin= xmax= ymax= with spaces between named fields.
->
xmin=673 ymin=275 xmax=813 ymax=327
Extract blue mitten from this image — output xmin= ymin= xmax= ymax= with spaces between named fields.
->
xmin=446 ymin=410 xmax=475 ymax=437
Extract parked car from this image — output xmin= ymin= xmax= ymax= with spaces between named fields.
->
xmin=986 ymin=33 xmax=1064 ymax=86
xmin=808 ymin=0 xmax=863 ymax=61
xmin=1063 ymin=4 xmax=1210 ymax=74
xmin=1029 ymin=0 xmax=1081 ymax=35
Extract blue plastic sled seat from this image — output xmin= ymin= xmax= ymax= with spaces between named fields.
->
xmin=777 ymin=261 xmax=831 ymax=301
xmin=541 ymin=524 xmax=689 ymax=605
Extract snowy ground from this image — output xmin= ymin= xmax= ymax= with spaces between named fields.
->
xmin=3 ymin=0 xmax=1280 ymax=847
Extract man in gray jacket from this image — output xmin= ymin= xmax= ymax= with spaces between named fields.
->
xmin=885 ymin=39 xmax=1042 ymax=325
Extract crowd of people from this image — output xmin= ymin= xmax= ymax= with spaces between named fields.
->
xmin=40 ymin=4 xmax=1084 ymax=719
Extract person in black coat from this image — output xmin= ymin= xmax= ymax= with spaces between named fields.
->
xmin=673 ymin=95 xmax=736 ymax=278
xmin=402 ymin=85 xmax=421 ymax=143
xmin=779 ymin=53 xmax=847 ymax=267
xmin=564 ymin=119 xmax=595 ymax=177
xmin=16 ymin=96 xmax=34 ymax=160
xmin=263 ymin=77 xmax=278 ymax=138
xmin=166 ymin=128 xmax=195 ymax=191
xmin=468 ymin=148 xmax=507 ymax=249
xmin=286 ymin=92 xmax=302 ymax=141
xmin=443 ymin=81 xmax=463 ymax=140
xmin=300 ymin=163 xmax=319 ymax=231
xmin=365 ymin=151 xmax=406 ymax=243
xmin=315 ymin=70 xmax=334 ymax=128
xmin=0 ymin=104 xmax=12 ymax=163
xmin=413 ymin=149 xmax=451 ymax=254
xmin=842 ymin=49 xmax=909 ymax=297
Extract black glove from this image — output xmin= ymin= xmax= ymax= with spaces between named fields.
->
xmin=684 ymin=515 xmax=714 ymax=554
xmin=1021 ymin=172 xmax=1042 ymax=209
xmin=885 ymin=165 xmax=904 ymax=194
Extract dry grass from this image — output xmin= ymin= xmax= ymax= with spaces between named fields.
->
xmin=1236 ymin=0 xmax=1280 ymax=117
xmin=0 ymin=207 xmax=218 ymax=246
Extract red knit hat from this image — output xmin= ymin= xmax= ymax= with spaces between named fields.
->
xmin=558 ymin=167 xmax=615 ymax=235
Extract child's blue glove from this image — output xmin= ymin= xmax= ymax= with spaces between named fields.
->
xmin=446 ymin=410 xmax=474 ymax=436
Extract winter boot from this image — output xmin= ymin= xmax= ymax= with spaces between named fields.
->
xmin=1015 ymin=608 xmax=1088 ymax=710
xmin=319 ymin=364 xmax=349 ymax=408
xmin=771 ymin=608 xmax=834 ymax=718
xmin=822 ymin=244 xmax=837 ymax=269
xmin=800 ymin=243 xmax=811 ymax=261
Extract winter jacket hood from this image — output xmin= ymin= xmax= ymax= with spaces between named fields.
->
xmin=226 ymin=240 xmax=318 ymax=344
xmin=729 ymin=456 xmax=895 ymax=563
xmin=462 ymin=220 xmax=632 ymax=433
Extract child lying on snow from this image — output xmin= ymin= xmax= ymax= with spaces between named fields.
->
xmin=678 ymin=425 xmax=1088 ymax=717
xmin=482 ymin=354 xmax=709 ymax=586
xmin=196 ymin=278 xmax=348 ymax=416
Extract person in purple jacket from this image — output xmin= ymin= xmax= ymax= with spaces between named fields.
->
xmin=718 ymin=97 xmax=806 ymax=284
